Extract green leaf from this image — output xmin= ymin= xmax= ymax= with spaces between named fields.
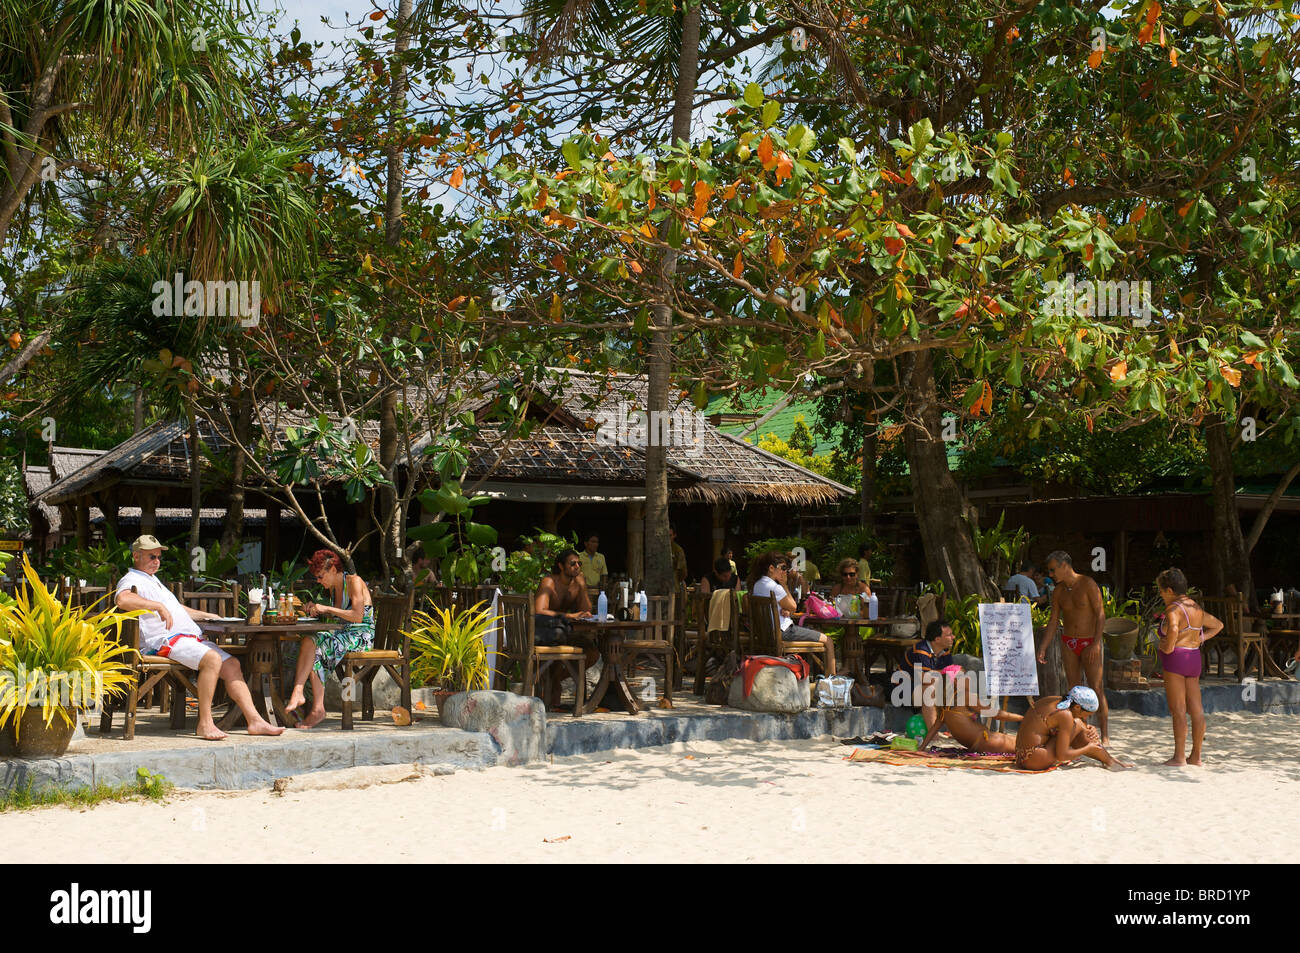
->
xmin=743 ymin=83 xmax=764 ymax=108
xmin=761 ymin=100 xmax=780 ymax=127
xmin=465 ymin=522 xmax=498 ymax=546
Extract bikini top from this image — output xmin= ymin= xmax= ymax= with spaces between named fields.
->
xmin=1161 ymin=601 xmax=1203 ymax=648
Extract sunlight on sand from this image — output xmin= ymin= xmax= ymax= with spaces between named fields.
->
xmin=3 ymin=711 xmax=1297 ymax=863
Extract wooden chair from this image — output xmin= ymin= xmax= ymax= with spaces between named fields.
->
xmin=69 ymin=583 xmax=111 ymax=610
xmin=873 ymin=586 xmax=909 ymax=617
xmin=745 ymin=591 xmax=830 ymax=676
xmin=670 ymin=584 xmax=692 ymax=691
xmin=498 ymin=594 xmax=585 ymax=715
xmin=339 ymin=590 xmax=414 ymax=729
xmin=693 ymin=588 xmax=739 ymax=695
xmin=1201 ymin=593 xmax=1265 ymax=681
xmin=624 ymin=594 xmax=675 ymax=705
xmin=98 ymin=586 xmax=201 ymax=740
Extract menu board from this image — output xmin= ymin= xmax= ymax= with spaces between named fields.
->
xmin=978 ymin=602 xmax=1039 ymax=697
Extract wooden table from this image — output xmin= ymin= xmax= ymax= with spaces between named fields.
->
xmin=801 ymin=615 xmax=920 ymax=681
xmin=199 ymin=619 xmax=343 ymax=728
xmin=570 ymin=618 xmax=661 ymax=715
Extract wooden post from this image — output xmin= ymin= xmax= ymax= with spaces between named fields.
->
xmin=711 ymin=501 xmax=727 ymax=562
xmin=627 ymin=501 xmax=644 ymax=588
xmin=262 ymin=497 xmax=280 ymax=571
xmin=140 ymin=489 xmax=158 ymax=537
xmin=542 ymin=501 xmax=557 ymax=533
xmin=75 ymin=500 xmax=89 ymax=548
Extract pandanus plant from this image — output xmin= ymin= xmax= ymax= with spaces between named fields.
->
xmin=0 ymin=557 xmax=139 ymax=739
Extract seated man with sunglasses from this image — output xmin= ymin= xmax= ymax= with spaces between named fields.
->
xmin=748 ymin=550 xmax=837 ymax=675
xmin=114 ymin=535 xmax=284 ymax=741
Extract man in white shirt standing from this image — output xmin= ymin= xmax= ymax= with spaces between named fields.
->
xmin=1005 ymin=562 xmax=1044 ymax=605
xmin=115 ymin=535 xmax=284 ymax=741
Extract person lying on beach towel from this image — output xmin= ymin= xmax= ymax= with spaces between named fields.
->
xmin=1014 ymin=687 xmax=1130 ymax=771
xmin=916 ymin=673 xmax=1023 ymax=755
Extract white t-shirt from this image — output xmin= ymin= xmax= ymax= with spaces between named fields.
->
xmin=115 ymin=568 xmax=201 ymax=652
xmin=751 ymin=575 xmax=792 ymax=632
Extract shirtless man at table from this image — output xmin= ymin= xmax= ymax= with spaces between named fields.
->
xmin=1035 ymin=549 xmax=1111 ymax=745
xmin=533 ymin=549 xmax=599 ymax=707
xmin=1014 ymin=688 xmax=1130 ymax=771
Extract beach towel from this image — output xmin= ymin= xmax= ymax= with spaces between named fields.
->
xmin=740 ymin=655 xmax=810 ymax=697
xmin=844 ymin=746 xmax=1067 ymax=773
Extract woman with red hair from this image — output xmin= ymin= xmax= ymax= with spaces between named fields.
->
xmin=285 ymin=549 xmax=374 ymax=728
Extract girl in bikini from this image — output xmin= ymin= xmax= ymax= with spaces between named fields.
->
xmin=913 ymin=670 xmax=1023 ymax=754
xmin=1155 ymin=568 xmax=1222 ymax=766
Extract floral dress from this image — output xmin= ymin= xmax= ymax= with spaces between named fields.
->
xmin=287 ymin=572 xmax=375 ymax=683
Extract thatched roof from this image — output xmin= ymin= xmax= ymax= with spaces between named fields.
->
xmin=37 ymin=370 xmax=853 ymax=508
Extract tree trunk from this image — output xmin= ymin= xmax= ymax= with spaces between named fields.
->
xmin=133 ymin=387 xmax=145 ymax=431
xmin=378 ymin=0 xmax=414 ymax=590
xmin=1245 ymin=458 xmax=1300 ymax=553
xmin=188 ymin=414 xmax=202 ymax=576
xmin=1205 ymin=414 xmax=1255 ymax=609
xmin=859 ymin=380 xmax=877 ymax=535
xmin=901 ymin=349 xmax=994 ymax=598
xmin=220 ymin=375 xmax=252 ymax=557
xmin=644 ymin=0 xmax=701 ymax=597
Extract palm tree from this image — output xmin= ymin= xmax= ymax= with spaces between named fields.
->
xmin=0 ymin=0 xmax=254 ymax=381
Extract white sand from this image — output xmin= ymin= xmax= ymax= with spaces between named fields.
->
xmin=5 ymin=710 xmax=1298 ymax=863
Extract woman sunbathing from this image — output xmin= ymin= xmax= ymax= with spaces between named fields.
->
xmin=916 ymin=672 xmax=1023 ymax=754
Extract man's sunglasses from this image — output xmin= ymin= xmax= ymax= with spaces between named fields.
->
xmin=842 ymin=572 xmax=857 ymax=577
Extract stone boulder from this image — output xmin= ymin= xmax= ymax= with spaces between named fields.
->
xmin=727 ymin=665 xmax=809 ymax=714
xmin=951 ymin=653 xmax=984 ymax=671
xmin=440 ymin=690 xmax=546 ymax=766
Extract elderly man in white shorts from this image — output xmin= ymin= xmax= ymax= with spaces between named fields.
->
xmin=115 ymin=535 xmax=284 ymax=741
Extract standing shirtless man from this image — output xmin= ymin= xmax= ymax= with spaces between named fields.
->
xmin=1035 ymin=549 xmax=1110 ymax=745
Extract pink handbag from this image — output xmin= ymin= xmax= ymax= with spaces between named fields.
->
xmin=803 ymin=593 xmax=841 ymax=620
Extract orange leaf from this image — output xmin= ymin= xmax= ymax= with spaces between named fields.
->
xmin=882 ymin=236 xmax=905 ymax=256
xmin=449 ymin=166 xmax=464 ymax=188
xmin=1146 ymin=1 xmax=1161 ymax=26
xmin=880 ymin=169 xmax=904 ymax=185
xmin=668 ymin=179 xmax=684 ymax=193
xmin=1138 ymin=21 xmax=1153 ymax=44
xmin=981 ymin=381 xmax=994 ymax=415
xmin=1085 ymin=414 xmax=1095 ymax=433
xmin=757 ymin=134 xmax=775 ymax=170
xmin=1083 ymin=243 xmax=1094 ymax=262
xmin=692 ymin=180 xmax=713 ymax=218
xmin=1177 ymin=199 xmax=1193 ymax=217
xmin=895 ymin=223 xmax=915 ymax=238
xmin=1110 ymin=360 xmax=1128 ymax=382
xmin=1063 ymin=168 xmax=1074 ymax=186
xmin=1170 ymin=48 xmax=1178 ymax=66
xmin=1131 ymin=202 xmax=1147 ymax=223
xmin=732 ymin=252 xmax=744 ymax=279
xmin=722 ymin=179 xmax=738 ymax=200
xmin=1159 ymin=23 xmax=1166 ymax=46
xmin=647 ymin=188 xmax=656 ymax=211
xmin=627 ymin=260 xmax=642 ymax=274
xmin=775 ymin=151 xmax=793 ymax=184
xmin=1087 ymin=49 xmax=1103 ymax=69
xmin=369 ymin=10 xmax=384 ymax=19
xmin=770 ymin=235 xmax=786 ymax=268
xmin=1220 ymin=365 xmax=1241 ymax=387
xmin=1243 ymin=350 xmax=1262 ymax=368
xmin=954 ymin=301 xmax=971 ymax=319
xmin=446 ymin=295 xmax=466 ymax=311
xmin=531 ymin=186 xmax=549 ymax=211
xmin=550 ymin=253 xmax=567 ymax=274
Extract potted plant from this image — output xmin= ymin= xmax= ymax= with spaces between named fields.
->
xmin=0 ymin=556 xmax=137 ymax=758
xmin=405 ymin=602 xmax=497 ymax=717
xmin=1100 ymin=587 xmax=1143 ymax=660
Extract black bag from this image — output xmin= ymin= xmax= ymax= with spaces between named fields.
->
xmin=534 ymin=614 xmax=572 ymax=646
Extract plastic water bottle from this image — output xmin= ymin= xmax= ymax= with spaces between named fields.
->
xmin=638 ymin=590 xmax=648 ymax=621
xmin=868 ymin=592 xmax=879 ymax=620
xmin=597 ymin=590 xmax=608 ymax=621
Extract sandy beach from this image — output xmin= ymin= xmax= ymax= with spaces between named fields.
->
xmin=4 ymin=710 xmax=1298 ymax=863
